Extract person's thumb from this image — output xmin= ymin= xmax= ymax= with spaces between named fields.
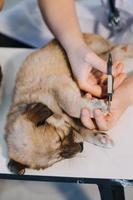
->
xmin=78 ymin=78 xmax=102 ymax=97
xmin=85 ymin=52 xmax=107 ymax=73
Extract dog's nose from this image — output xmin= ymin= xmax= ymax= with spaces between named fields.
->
xmin=79 ymin=142 xmax=83 ymax=152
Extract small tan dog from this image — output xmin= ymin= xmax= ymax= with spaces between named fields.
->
xmin=5 ymin=33 xmax=133 ymax=175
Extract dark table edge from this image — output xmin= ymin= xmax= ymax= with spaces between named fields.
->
xmin=0 ymin=32 xmax=35 ymax=48
xmin=0 ymin=173 xmax=132 ymax=186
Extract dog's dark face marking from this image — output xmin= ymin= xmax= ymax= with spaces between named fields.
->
xmin=7 ymin=103 xmax=83 ymax=174
xmin=60 ymin=130 xmax=83 ymax=159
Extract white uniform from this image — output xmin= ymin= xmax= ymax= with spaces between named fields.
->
xmin=0 ymin=0 xmax=132 ymax=47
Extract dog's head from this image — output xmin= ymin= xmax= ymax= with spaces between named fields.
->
xmin=6 ymin=103 xmax=83 ymax=172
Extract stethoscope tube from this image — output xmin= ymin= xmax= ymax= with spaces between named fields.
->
xmin=108 ymin=0 xmax=116 ymax=13
xmin=108 ymin=0 xmax=120 ymax=28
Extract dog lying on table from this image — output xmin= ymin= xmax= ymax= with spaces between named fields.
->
xmin=5 ymin=33 xmax=133 ymax=175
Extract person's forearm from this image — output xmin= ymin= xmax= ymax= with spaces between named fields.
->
xmin=38 ymin=0 xmax=85 ymax=51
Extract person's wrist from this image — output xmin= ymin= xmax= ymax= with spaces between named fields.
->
xmin=64 ymin=38 xmax=92 ymax=65
xmin=59 ymin=32 xmax=87 ymax=53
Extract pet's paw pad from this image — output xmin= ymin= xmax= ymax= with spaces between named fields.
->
xmin=92 ymin=132 xmax=114 ymax=148
xmin=82 ymin=130 xmax=114 ymax=148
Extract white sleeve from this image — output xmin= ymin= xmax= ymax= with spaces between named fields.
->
xmin=0 ymin=0 xmax=132 ymax=47
xmin=0 ymin=0 xmax=53 ymax=47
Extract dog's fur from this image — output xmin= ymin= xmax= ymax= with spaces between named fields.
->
xmin=5 ymin=33 xmax=133 ymax=174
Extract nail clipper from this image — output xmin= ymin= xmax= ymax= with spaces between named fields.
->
xmin=107 ymin=53 xmax=113 ymax=112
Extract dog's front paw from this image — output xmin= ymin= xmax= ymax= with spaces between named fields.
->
xmin=81 ymin=129 xmax=114 ymax=148
xmin=91 ymin=132 xmax=114 ymax=148
xmin=82 ymin=98 xmax=108 ymax=118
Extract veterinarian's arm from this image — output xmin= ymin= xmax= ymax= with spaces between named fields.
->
xmin=38 ymin=0 xmax=85 ymax=51
xmin=38 ymin=0 xmax=125 ymax=97
xmin=93 ymin=75 xmax=133 ymax=130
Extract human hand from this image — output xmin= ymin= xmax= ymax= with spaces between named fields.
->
xmin=67 ymin=43 xmax=127 ymax=129
xmin=67 ymin=44 xmax=126 ymax=97
xmin=83 ymin=76 xmax=132 ymax=131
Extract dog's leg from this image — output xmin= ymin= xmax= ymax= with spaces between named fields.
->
xmin=53 ymin=77 xmax=114 ymax=148
xmin=8 ymin=159 xmax=27 ymax=175
xmin=53 ymin=76 xmax=107 ymax=118
xmin=54 ymin=78 xmax=83 ymax=118
xmin=80 ymin=127 xmax=114 ymax=148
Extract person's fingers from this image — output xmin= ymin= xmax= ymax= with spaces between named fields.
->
xmin=85 ymin=52 xmax=124 ymax=77
xmin=113 ymin=73 xmax=127 ymax=90
xmin=77 ymin=72 xmax=102 ymax=97
xmin=80 ymin=108 xmax=95 ymax=129
xmin=100 ymin=74 xmax=107 ymax=85
xmin=81 ymin=82 xmax=102 ymax=97
xmin=93 ymin=109 xmax=108 ymax=131
xmin=105 ymin=113 xmax=115 ymax=129
xmin=87 ymin=73 xmax=98 ymax=85
xmin=112 ymin=61 xmax=124 ymax=77
xmin=85 ymin=52 xmax=107 ymax=73
xmin=79 ymin=73 xmax=126 ymax=97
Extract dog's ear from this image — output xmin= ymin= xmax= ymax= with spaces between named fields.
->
xmin=19 ymin=103 xmax=53 ymax=127
xmin=8 ymin=159 xmax=27 ymax=175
